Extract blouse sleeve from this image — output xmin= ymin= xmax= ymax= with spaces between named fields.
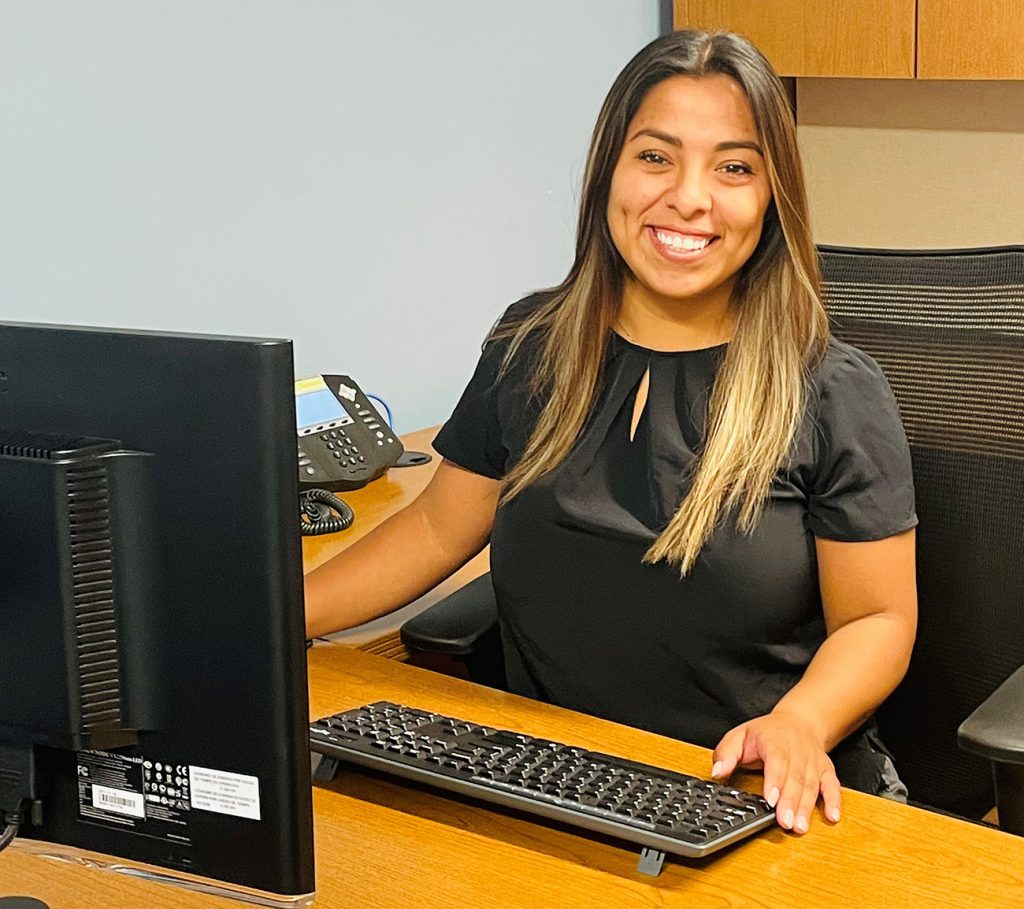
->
xmin=806 ymin=342 xmax=918 ymax=542
xmin=431 ymin=336 xmax=511 ymax=480
xmin=432 ymin=295 xmax=547 ymax=478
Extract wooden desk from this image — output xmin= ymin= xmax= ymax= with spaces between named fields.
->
xmin=5 ymin=429 xmax=1022 ymax=906
xmin=3 ymin=647 xmax=1023 ymax=907
xmin=302 ymin=425 xmax=488 ymax=660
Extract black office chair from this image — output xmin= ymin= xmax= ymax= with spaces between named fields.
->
xmin=401 ymin=245 xmax=1024 ymax=832
xmin=401 ymin=572 xmax=506 ymax=688
xmin=819 ymin=244 xmax=1024 ymax=829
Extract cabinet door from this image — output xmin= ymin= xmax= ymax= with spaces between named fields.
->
xmin=918 ymin=0 xmax=1024 ymax=79
xmin=674 ymin=0 xmax=915 ymax=78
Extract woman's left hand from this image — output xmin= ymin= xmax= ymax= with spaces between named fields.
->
xmin=711 ymin=711 xmax=841 ymax=835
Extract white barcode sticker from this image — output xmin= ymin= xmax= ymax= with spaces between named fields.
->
xmin=188 ymin=766 xmax=261 ymax=820
xmin=92 ymin=783 xmax=146 ymax=819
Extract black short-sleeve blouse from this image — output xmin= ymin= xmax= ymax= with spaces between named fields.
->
xmin=433 ymin=296 xmax=917 ymax=750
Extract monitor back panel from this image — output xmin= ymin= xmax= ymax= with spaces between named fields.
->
xmin=0 ymin=322 xmax=314 ymax=896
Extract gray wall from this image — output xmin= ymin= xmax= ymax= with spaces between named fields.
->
xmin=0 ymin=2 xmax=661 ymax=432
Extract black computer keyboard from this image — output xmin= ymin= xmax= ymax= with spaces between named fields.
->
xmin=309 ymin=701 xmax=774 ymax=874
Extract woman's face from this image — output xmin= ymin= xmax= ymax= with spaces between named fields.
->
xmin=607 ymin=74 xmax=772 ymax=320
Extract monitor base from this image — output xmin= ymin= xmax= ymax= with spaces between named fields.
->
xmin=11 ymin=839 xmax=314 ymax=908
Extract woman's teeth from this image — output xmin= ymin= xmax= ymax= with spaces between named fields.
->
xmin=655 ymin=230 xmax=712 ymax=251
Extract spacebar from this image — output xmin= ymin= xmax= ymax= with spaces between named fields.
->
xmin=469 ymin=776 xmax=655 ymax=830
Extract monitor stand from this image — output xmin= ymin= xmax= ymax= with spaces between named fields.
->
xmin=9 ymin=839 xmax=314 ymax=908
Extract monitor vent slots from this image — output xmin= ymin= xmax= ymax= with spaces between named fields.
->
xmin=66 ymin=463 xmax=122 ymax=730
xmin=0 ymin=438 xmax=54 ymax=460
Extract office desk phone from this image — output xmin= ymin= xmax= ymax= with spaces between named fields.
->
xmin=295 ymin=374 xmax=402 ymax=491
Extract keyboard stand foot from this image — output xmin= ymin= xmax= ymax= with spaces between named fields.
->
xmin=312 ymin=753 xmax=341 ymax=783
xmin=637 ymin=847 xmax=666 ymax=876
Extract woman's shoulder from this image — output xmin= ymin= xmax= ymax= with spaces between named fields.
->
xmin=798 ymin=339 xmax=916 ymax=538
xmin=456 ymin=291 xmax=555 ymax=400
xmin=802 ymin=337 xmax=905 ymax=453
xmin=488 ymin=290 xmax=557 ymax=339
xmin=811 ymin=337 xmax=892 ymax=401
xmin=477 ymin=290 xmax=557 ymax=379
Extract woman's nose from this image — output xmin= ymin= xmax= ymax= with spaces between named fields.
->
xmin=666 ymin=169 xmax=712 ymax=218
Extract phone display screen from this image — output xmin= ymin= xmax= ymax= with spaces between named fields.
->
xmin=296 ymin=388 xmax=355 ymax=431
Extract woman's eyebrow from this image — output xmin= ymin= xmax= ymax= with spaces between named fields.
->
xmin=629 ymin=128 xmax=681 ymax=147
xmin=627 ymin=129 xmax=764 ymax=158
xmin=715 ymin=140 xmax=764 ymax=156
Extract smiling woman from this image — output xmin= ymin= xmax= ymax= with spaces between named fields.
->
xmin=305 ymin=29 xmax=918 ymax=843
xmin=493 ymin=31 xmax=827 ymax=576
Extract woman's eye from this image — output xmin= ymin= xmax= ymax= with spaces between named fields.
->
xmin=719 ymin=162 xmax=754 ymax=176
xmin=637 ymin=150 xmax=669 ymax=165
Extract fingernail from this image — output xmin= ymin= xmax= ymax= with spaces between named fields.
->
xmin=766 ymin=787 xmax=780 ymax=808
xmin=711 ymin=761 xmax=723 ymax=778
xmin=828 ymin=807 xmax=841 ymax=823
xmin=782 ymin=808 xmax=794 ymax=829
xmin=794 ymin=815 xmax=808 ymax=834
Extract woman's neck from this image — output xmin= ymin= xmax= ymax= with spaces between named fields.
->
xmin=615 ymin=282 xmax=737 ymax=351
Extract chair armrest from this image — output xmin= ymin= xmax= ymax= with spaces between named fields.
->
xmin=958 ymin=665 xmax=1024 ymax=765
xmin=959 ymin=664 xmax=1024 ymax=836
xmin=400 ymin=573 xmax=498 ymax=657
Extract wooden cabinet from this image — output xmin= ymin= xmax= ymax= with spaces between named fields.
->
xmin=672 ymin=1 xmax=914 ymax=78
xmin=674 ymin=0 xmax=1024 ymax=79
xmin=918 ymin=0 xmax=1024 ymax=79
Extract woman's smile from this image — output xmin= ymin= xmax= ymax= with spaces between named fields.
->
xmin=647 ymin=225 xmax=719 ymax=261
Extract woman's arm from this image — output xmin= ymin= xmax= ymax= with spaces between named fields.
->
xmin=304 ymin=459 xmax=501 ymax=638
xmin=712 ymin=528 xmax=918 ymax=833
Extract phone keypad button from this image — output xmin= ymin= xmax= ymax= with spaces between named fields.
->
xmin=332 ymin=451 xmax=343 ymax=459
xmin=357 ymin=456 xmax=365 ymax=463
xmin=298 ymin=457 xmax=312 ymax=467
xmin=305 ymin=466 xmax=316 ymax=476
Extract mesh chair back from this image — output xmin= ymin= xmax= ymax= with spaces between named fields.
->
xmin=821 ymin=245 xmax=1024 ymax=816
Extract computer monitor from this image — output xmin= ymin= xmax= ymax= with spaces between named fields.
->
xmin=0 ymin=322 xmax=315 ymax=905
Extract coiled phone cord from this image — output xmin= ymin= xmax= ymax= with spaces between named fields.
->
xmin=300 ymin=488 xmax=354 ymax=536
